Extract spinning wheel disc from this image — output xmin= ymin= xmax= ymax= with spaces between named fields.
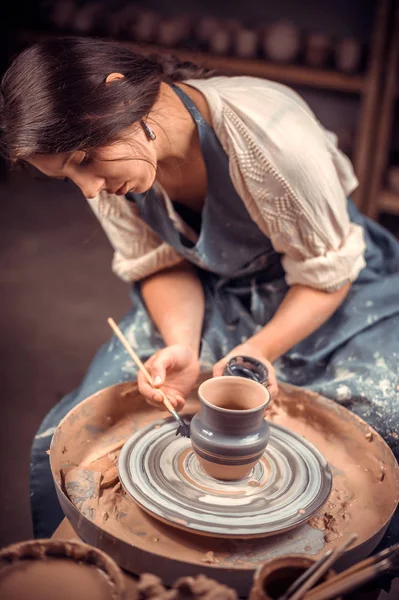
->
xmin=119 ymin=418 xmax=332 ymax=538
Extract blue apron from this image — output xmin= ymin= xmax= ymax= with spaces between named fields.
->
xmin=31 ymin=84 xmax=399 ymax=544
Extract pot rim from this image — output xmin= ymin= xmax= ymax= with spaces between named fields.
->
xmin=198 ymin=376 xmax=271 ymax=414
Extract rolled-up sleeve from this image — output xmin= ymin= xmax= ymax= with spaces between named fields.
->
xmin=227 ymin=98 xmax=366 ymax=292
xmin=280 ymin=222 xmax=366 ymax=291
xmin=87 ymin=191 xmax=183 ymax=282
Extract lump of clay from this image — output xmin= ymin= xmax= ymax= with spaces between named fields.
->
xmin=173 ymin=575 xmax=238 ymax=600
xmin=136 ymin=574 xmax=237 ymax=600
xmin=137 ymin=573 xmax=168 ymax=599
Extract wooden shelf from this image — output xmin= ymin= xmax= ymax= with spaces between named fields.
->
xmin=378 ymin=189 xmax=399 ymax=214
xmin=19 ymin=32 xmax=366 ymax=94
xmin=122 ymin=41 xmax=366 ymax=94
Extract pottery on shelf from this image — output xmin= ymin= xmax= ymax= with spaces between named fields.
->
xmin=304 ymin=32 xmax=331 ymax=68
xmin=190 ymin=375 xmax=271 ymax=480
xmin=334 ymin=38 xmax=362 ymax=74
xmin=262 ymin=21 xmax=301 ymax=64
xmin=209 ymin=27 xmax=232 ymax=56
xmin=196 ymin=17 xmax=219 ymax=43
xmin=234 ymin=28 xmax=259 ymax=59
xmin=130 ymin=10 xmax=160 ymax=43
xmin=157 ymin=16 xmax=191 ymax=47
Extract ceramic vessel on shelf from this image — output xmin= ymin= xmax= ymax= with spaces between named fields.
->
xmin=190 ymin=357 xmax=271 ymax=481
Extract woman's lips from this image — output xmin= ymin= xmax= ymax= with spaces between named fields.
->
xmin=115 ymin=182 xmax=128 ymax=195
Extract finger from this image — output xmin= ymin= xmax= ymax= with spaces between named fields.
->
xmin=137 ymin=371 xmax=164 ymax=405
xmin=212 ymin=359 xmax=227 ymax=377
xmin=146 ymin=395 xmax=168 ymax=410
xmin=163 ymin=392 xmax=186 ymax=412
xmin=266 ymin=371 xmax=279 ymax=400
xmin=147 ymin=354 xmax=173 ymax=387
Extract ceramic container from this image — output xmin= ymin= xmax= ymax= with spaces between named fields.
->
xmin=223 ymin=355 xmax=269 ymax=384
xmin=263 ymin=21 xmax=301 ymax=64
xmin=334 ymin=38 xmax=362 ymax=74
xmin=190 ymin=375 xmax=271 ymax=480
xmin=249 ymin=555 xmax=341 ymax=600
xmin=0 ymin=539 xmax=126 ymax=600
xmin=304 ymin=33 xmax=331 ymax=68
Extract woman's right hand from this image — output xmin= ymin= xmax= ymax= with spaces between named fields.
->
xmin=137 ymin=344 xmax=200 ymax=411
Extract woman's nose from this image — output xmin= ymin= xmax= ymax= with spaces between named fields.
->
xmin=73 ymin=173 xmax=104 ymax=199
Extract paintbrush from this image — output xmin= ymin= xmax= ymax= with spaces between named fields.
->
xmin=282 ymin=533 xmax=357 ymax=600
xmin=304 ymin=554 xmax=399 ymax=600
xmin=107 ymin=318 xmax=190 ymax=437
xmin=277 ymin=550 xmax=334 ymax=600
xmin=304 ymin=542 xmax=399 ymax=600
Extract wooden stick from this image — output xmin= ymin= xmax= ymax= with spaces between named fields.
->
xmin=304 ymin=558 xmax=391 ymax=600
xmin=107 ymin=317 xmax=175 ymax=414
xmin=304 ymin=541 xmax=399 ymax=599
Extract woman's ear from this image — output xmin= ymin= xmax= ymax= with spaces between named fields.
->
xmin=105 ymin=72 xmax=125 ymax=84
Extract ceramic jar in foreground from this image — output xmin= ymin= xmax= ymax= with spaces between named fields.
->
xmin=190 ymin=376 xmax=271 ymax=481
xmin=249 ymin=555 xmax=341 ymax=600
xmin=0 ymin=539 xmax=126 ymax=600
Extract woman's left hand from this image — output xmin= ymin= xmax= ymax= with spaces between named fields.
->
xmin=213 ymin=342 xmax=279 ymax=399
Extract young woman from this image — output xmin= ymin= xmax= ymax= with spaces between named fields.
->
xmin=1 ymin=37 xmax=398 ymax=539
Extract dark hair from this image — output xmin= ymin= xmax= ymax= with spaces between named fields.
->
xmin=0 ymin=37 xmax=214 ymax=163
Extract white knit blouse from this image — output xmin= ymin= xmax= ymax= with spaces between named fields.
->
xmin=87 ymin=76 xmax=366 ymax=292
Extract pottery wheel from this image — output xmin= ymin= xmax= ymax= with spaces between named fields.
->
xmin=118 ymin=418 xmax=332 ymax=538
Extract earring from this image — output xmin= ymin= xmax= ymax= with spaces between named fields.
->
xmin=141 ymin=120 xmax=156 ymax=141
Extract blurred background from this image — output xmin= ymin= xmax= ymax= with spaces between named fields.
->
xmin=0 ymin=0 xmax=398 ymax=554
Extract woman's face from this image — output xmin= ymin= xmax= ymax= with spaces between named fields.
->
xmin=27 ymin=126 xmax=157 ymax=199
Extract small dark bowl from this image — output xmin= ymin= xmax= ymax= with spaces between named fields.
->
xmin=224 ymin=355 xmax=269 ymax=385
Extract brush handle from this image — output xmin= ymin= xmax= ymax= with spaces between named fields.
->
xmin=305 ymin=560 xmax=390 ymax=600
xmin=305 ymin=542 xmax=399 ymax=599
xmin=107 ymin=317 xmax=174 ymax=416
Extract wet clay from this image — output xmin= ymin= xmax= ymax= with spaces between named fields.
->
xmin=50 ymin=378 xmax=399 ymax=593
xmin=0 ymin=559 xmax=115 ymax=600
xmin=137 ymin=573 xmax=237 ymax=600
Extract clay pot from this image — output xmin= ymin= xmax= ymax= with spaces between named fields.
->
xmin=130 ymin=10 xmax=160 ymax=43
xmin=190 ymin=376 xmax=271 ymax=481
xmin=209 ymin=27 xmax=231 ymax=56
xmin=234 ymin=28 xmax=259 ymax=59
xmin=157 ymin=16 xmax=191 ymax=47
xmin=0 ymin=539 xmax=126 ymax=600
xmin=334 ymin=38 xmax=362 ymax=74
xmin=196 ymin=16 xmax=219 ymax=43
xmin=262 ymin=21 xmax=301 ymax=64
xmin=249 ymin=555 xmax=341 ymax=600
xmin=304 ymin=33 xmax=331 ymax=68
